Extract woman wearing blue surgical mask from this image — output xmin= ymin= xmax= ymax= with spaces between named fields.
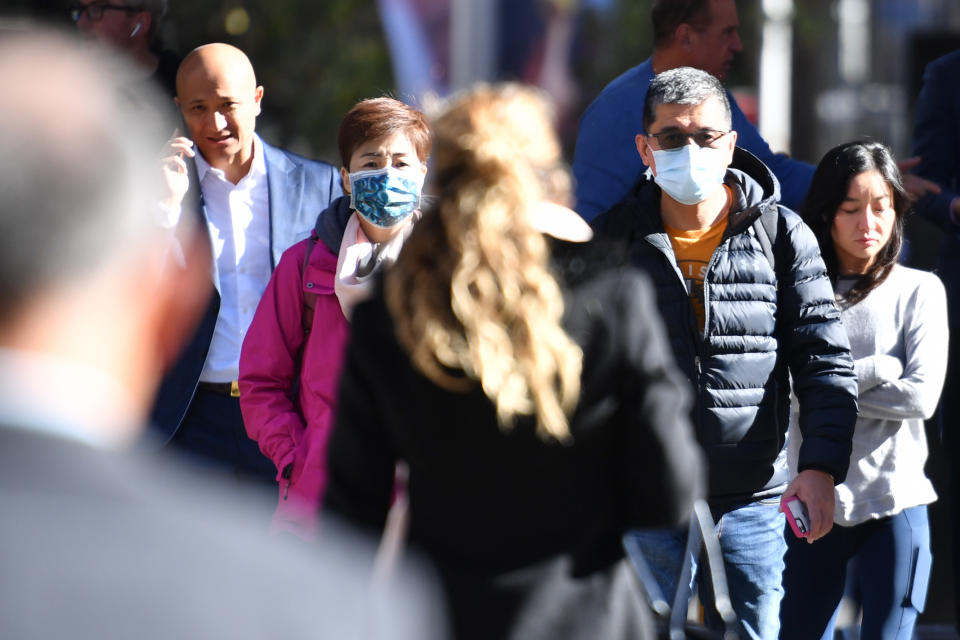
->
xmin=237 ymin=98 xmax=430 ymax=540
xmin=336 ymin=114 xmax=428 ymax=314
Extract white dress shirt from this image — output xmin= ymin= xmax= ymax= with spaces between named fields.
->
xmin=195 ymin=135 xmax=272 ymax=383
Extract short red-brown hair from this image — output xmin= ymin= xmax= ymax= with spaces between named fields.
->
xmin=337 ymin=97 xmax=431 ymax=168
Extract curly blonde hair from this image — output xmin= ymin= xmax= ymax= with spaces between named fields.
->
xmin=385 ymin=84 xmax=582 ymax=442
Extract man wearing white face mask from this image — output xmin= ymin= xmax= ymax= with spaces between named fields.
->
xmin=593 ymin=67 xmax=858 ymax=640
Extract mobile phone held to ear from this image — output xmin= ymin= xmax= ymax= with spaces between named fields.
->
xmin=782 ymin=495 xmax=811 ymax=538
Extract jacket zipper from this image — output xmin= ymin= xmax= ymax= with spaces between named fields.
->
xmin=281 ymin=463 xmax=294 ymax=500
xmin=650 ymin=235 xmax=705 ymax=383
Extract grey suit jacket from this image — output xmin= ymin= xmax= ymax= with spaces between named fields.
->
xmin=0 ymin=423 xmax=445 ymax=639
xmin=149 ymin=140 xmax=343 ymax=442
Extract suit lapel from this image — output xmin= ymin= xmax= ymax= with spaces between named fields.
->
xmin=185 ymin=156 xmax=222 ymax=293
xmin=264 ymin=141 xmax=305 ymax=269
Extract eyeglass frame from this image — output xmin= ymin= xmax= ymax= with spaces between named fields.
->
xmin=70 ymin=3 xmax=140 ymax=23
xmin=644 ymin=128 xmax=732 ymax=151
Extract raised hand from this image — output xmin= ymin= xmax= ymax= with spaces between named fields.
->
xmin=160 ymin=129 xmax=195 ymax=210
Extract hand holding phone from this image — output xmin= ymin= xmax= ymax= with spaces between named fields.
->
xmin=782 ymin=495 xmax=811 ymax=538
xmin=160 ymin=127 xmax=195 ymax=209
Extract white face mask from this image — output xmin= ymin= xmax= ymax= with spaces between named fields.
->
xmin=651 ymin=143 xmax=729 ymax=205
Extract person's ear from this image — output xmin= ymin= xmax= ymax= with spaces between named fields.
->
xmin=340 ymin=166 xmax=351 ymax=195
xmin=636 ymin=133 xmax=657 ymax=175
xmin=676 ymin=23 xmax=695 ymax=51
xmin=722 ymin=129 xmax=738 ymax=166
xmin=253 ymin=85 xmax=264 ymax=116
xmin=130 ymin=12 xmax=150 ymax=38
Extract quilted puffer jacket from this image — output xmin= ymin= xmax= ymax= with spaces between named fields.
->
xmin=592 ymin=148 xmax=858 ymax=508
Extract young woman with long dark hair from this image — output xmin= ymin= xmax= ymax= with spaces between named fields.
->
xmin=780 ymin=140 xmax=948 ymax=639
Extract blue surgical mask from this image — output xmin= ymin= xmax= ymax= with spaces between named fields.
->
xmin=349 ymin=167 xmax=423 ymax=229
xmin=651 ymin=144 xmax=728 ymax=205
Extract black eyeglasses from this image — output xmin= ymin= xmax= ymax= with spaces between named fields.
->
xmin=70 ymin=3 xmax=138 ymax=22
xmin=646 ymin=129 xmax=730 ymax=151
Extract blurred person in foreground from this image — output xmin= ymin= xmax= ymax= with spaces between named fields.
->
xmin=324 ymin=83 xmax=705 ymax=640
xmin=239 ymin=97 xmax=430 ymax=540
xmin=0 ymin=28 xmax=441 ymax=640
xmin=592 ymin=67 xmax=858 ymax=639
xmin=780 ymin=140 xmax=947 ymax=640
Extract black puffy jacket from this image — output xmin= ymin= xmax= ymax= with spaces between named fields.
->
xmin=593 ymin=148 xmax=858 ymax=508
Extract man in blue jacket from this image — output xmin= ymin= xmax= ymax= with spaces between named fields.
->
xmin=593 ymin=67 xmax=857 ymax=640
xmin=151 ymin=43 xmax=342 ymax=482
xmin=573 ymin=0 xmax=814 ymax=221
xmin=910 ymin=47 xmax=960 ymax=632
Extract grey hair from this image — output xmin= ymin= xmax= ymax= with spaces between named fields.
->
xmin=0 ymin=29 xmax=173 ymax=326
xmin=642 ymin=66 xmax=732 ymax=132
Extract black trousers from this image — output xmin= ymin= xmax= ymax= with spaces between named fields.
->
xmin=170 ymin=387 xmax=276 ymax=486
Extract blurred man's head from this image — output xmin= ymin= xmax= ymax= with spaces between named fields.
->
xmin=651 ymin=0 xmax=742 ymax=80
xmin=0 ymin=29 xmax=209 ymax=434
xmin=175 ymin=44 xmax=263 ymax=183
xmin=71 ymin=0 xmax=166 ymax=52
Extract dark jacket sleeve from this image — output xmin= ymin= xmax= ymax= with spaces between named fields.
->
xmin=609 ymin=269 xmax=705 ymax=527
xmin=777 ymin=209 xmax=858 ymax=482
xmin=911 ymin=52 xmax=960 ymax=232
xmin=323 ymin=299 xmax=397 ymax=534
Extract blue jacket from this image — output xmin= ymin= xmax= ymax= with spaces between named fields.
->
xmin=911 ymin=49 xmax=960 ymax=328
xmin=572 ymin=58 xmax=814 ymax=222
xmin=592 ymin=149 xmax=857 ymax=507
xmin=149 ymin=140 xmax=343 ymax=442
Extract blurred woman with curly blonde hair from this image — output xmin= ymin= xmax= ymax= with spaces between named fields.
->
xmin=324 ymin=83 xmax=704 ymax=640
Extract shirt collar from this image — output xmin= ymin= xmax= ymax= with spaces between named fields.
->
xmin=195 ymin=133 xmax=266 ymax=185
xmin=0 ymin=348 xmax=140 ymax=450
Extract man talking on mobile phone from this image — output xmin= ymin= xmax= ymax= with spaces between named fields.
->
xmin=152 ymin=43 xmax=342 ymax=485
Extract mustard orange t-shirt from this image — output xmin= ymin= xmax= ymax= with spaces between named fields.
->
xmin=664 ymin=208 xmax=729 ymax=333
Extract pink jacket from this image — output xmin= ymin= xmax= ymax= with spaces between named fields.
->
xmin=239 ymin=234 xmax=349 ymax=539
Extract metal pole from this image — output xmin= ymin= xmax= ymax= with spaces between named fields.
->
xmin=450 ymin=0 xmax=498 ymax=91
xmin=758 ymin=0 xmax=795 ymax=154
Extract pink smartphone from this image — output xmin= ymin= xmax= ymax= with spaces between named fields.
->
xmin=782 ymin=495 xmax=811 ymax=538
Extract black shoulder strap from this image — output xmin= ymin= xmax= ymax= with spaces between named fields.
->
xmin=301 ymin=234 xmax=319 ymax=333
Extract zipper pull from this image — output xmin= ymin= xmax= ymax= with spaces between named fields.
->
xmin=281 ymin=462 xmax=293 ymax=500
xmin=695 ymin=355 xmax=702 ymax=375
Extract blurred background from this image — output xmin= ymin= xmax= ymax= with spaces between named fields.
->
xmin=6 ymin=0 xmax=960 ymax=634
xmin=11 ymin=1 xmax=960 ymax=178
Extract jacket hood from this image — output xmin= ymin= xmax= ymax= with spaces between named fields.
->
xmin=313 ymin=195 xmax=353 ymax=254
xmin=727 ymin=147 xmax=781 ymax=207
xmin=606 ymin=147 xmax=782 ymax=237
xmin=724 ymin=147 xmax=782 ymax=234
